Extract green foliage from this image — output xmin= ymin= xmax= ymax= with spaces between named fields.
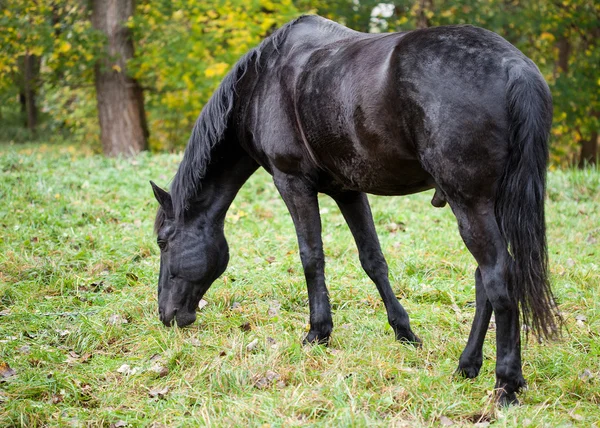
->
xmin=0 ymin=1 xmax=597 ymax=163
xmin=129 ymin=0 xmax=300 ymax=150
xmin=0 ymin=143 xmax=599 ymax=425
xmin=0 ymin=0 xmax=102 ymax=145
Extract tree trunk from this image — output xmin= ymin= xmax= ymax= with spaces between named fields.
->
xmin=555 ymin=36 xmax=570 ymax=76
xmin=18 ymin=53 xmax=40 ymax=131
xmin=416 ymin=0 xmax=434 ymax=29
xmin=578 ymin=130 xmax=598 ymax=167
xmin=92 ymin=0 xmax=148 ymax=156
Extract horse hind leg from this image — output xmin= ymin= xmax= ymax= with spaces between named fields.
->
xmin=449 ymin=200 xmax=525 ymax=405
xmin=456 ymin=267 xmax=493 ymax=378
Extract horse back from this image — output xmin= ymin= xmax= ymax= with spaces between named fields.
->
xmin=242 ymin=18 xmax=528 ymax=196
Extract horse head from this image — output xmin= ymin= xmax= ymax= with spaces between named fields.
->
xmin=150 ymin=181 xmax=229 ymax=327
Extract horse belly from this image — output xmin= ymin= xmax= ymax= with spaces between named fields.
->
xmin=319 ymin=143 xmax=434 ymax=195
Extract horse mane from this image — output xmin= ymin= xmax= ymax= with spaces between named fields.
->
xmin=169 ymin=15 xmax=311 ymax=220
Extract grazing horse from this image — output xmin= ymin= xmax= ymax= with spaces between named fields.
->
xmin=151 ymin=15 xmax=559 ymax=405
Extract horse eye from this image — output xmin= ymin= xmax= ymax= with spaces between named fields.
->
xmin=157 ymin=239 xmax=167 ymax=251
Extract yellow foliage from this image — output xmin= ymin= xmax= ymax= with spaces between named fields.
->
xmin=204 ymin=62 xmax=229 ymax=77
xmin=57 ymin=41 xmax=72 ymax=53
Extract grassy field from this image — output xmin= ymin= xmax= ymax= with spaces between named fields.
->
xmin=0 ymin=142 xmax=598 ymax=427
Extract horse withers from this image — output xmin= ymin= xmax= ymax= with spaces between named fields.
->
xmin=150 ymin=15 xmax=560 ymax=405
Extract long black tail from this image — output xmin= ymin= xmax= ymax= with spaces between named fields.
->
xmin=495 ymin=59 xmax=560 ymax=339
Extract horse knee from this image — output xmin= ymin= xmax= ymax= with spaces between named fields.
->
xmin=359 ymin=251 xmax=388 ymax=277
xmin=299 ymin=249 xmax=324 ymax=278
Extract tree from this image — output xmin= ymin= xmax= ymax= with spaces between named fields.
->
xmin=92 ymin=0 xmax=148 ymax=156
xmin=17 ymin=53 xmax=41 ymax=130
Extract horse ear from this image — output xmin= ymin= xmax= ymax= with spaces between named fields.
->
xmin=150 ymin=181 xmax=174 ymax=218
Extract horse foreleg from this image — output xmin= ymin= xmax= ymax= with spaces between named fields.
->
xmin=274 ymin=173 xmax=332 ymax=344
xmin=332 ymin=191 xmax=420 ymax=345
xmin=456 ymin=267 xmax=492 ymax=378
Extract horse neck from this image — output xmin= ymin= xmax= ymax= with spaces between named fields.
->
xmin=188 ymin=140 xmax=258 ymax=226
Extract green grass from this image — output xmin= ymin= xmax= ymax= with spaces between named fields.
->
xmin=0 ymin=142 xmax=599 ymax=427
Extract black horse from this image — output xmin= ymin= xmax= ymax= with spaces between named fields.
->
xmin=151 ymin=15 xmax=559 ymax=405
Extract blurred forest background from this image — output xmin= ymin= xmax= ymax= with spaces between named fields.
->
xmin=1 ymin=0 xmax=598 ymax=166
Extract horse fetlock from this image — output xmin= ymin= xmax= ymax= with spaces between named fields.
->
xmin=494 ymin=371 xmax=526 ymax=406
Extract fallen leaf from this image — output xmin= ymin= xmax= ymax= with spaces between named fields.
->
xmin=253 ymin=370 xmax=282 ymax=389
xmin=239 ymin=322 xmax=251 ymax=332
xmin=19 ymin=345 xmax=31 ymax=354
xmin=579 ymin=369 xmax=594 ymax=381
xmin=149 ymin=354 xmax=162 ymax=362
xmin=0 ymin=309 xmax=11 ymax=316
xmin=246 ymin=338 xmax=259 ymax=352
xmin=117 ymin=364 xmax=131 ymax=374
xmin=440 ymin=415 xmax=454 ymax=426
xmin=189 ymin=338 xmax=202 ymax=347
xmin=268 ymin=301 xmax=280 ymax=317
xmin=386 ymin=222 xmax=406 ymax=233
xmin=65 ymin=352 xmax=80 ymax=365
xmin=230 ymin=302 xmax=242 ymax=311
xmin=150 ymin=363 xmax=169 ymax=377
xmin=110 ymin=421 xmax=128 ymax=428
xmin=265 ymin=370 xmax=279 ymax=382
xmin=0 ymin=362 xmax=16 ymax=379
xmin=197 ymin=299 xmax=208 ymax=310
xmin=108 ymin=314 xmax=128 ymax=325
xmin=569 ymin=411 xmax=584 ymax=422
xmin=116 ymin=364 xmax=140 ymax=376
xmin=148 ymin=386 xmax=169 ymax=399
xmin=265 ymin=256 xmax=276 ymax=264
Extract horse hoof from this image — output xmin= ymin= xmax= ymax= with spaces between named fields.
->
xmin=303 ymin=331 xmax=330 ymax=345
xmin=455 ymin=359 xmax=482 ymax=379
xmin=455 ymin=365 xmax=480 ymax=379
xmin=496 ymin=390 xmax=520 ymax=407
xmin=395 ymin=330 xmax=422 ymax=347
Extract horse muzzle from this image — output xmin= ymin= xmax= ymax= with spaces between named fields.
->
xmin=159 ymin=306 xmax=197 ymax=328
